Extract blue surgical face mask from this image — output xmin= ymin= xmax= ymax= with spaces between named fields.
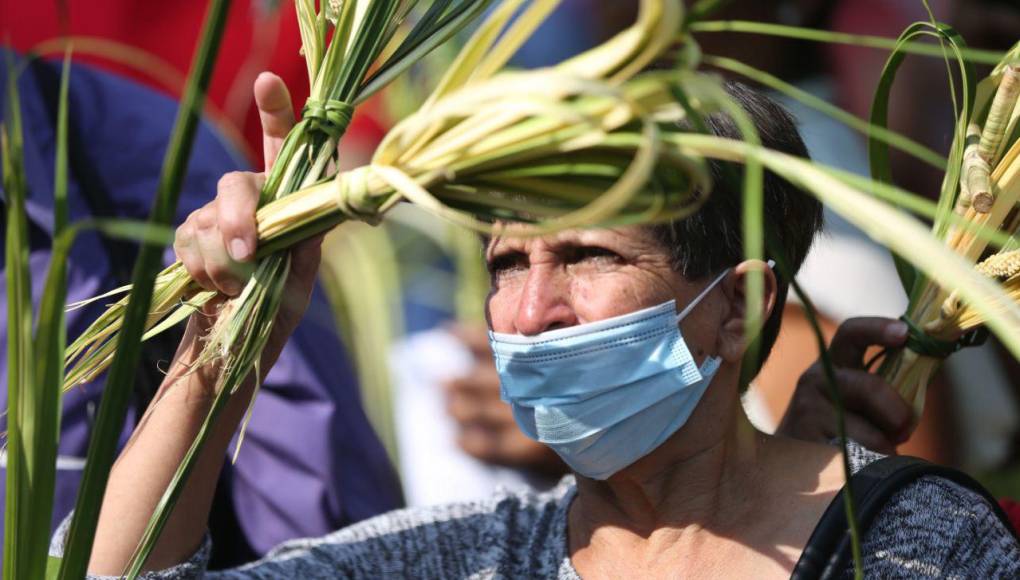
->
xmin=489 ymin=269 xmax=730 ymax=480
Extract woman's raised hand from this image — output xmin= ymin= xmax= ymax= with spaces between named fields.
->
xmin=88 ymin=73 xmax=323 ymax=574
xmin=171 ymin=72 xmax=323 ymax=383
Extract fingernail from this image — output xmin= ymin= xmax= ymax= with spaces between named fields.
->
xmin=229 ymin=238 xmax=251 ymax=261
xmin=885 ymin=321 xmax=909 ymax=343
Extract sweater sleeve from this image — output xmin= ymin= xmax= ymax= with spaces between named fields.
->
xmin=49 ymin=513 xmax=212 ymax=580
xmin=852 ymin=475 xmax=1020 ymax=579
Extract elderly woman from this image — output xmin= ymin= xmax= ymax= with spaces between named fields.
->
xmin=67 ymin=76 xmax=1019 ymax=579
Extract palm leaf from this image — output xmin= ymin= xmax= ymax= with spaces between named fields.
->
xmin=868 ymin=21 xmax=974 ymax=300
xmin=2 ymin=51 xmax=34 ymax=580
xmin=57 ymin=1 xmax=232 ymax=577
xmin=16 ymin=50 xmax=73 ymax=580
xmin=688 ymin=20 xmax=1005 ymax=65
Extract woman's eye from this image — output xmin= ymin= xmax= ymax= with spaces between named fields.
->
xmin=570 ymin=247 xmax=622 ymax=265
xmin=487 ymin=253 xmax=528 ymax=279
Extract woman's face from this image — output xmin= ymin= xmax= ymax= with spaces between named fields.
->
xmin=485 ymin=225 xmax=709 ymax=338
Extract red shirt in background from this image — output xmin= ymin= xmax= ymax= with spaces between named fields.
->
xmin=1 ymin=0 xmax=387 ymax=167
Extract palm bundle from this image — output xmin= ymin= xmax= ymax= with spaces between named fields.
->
xmin=876 ymin=52 xmax=1020 ymax=419
xmin=64 ymin=0 xmax=692 ymax=398
xmin=63 ymin=0 xmax=491 ymax=392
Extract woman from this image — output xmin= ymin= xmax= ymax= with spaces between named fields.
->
xmin=62 ymin=75 xmax=1019 ymax=578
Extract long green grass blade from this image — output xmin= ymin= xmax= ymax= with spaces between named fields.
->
xmin=319 ymin=225 xmax=403 ymax=468
xmin=120 ymin=1 xmax=497 ymax=575
xmin=359 ymin=0 xmax=493 ymax=102
xmin=2 ymin=53 xmax=34 ymax=580
xmin=868 ymin=22 xmax=974 ymax=301
xmin=789 ymin=275 xmax=865 ymax=580
xmin=704 ymin=55 xmax=946 ymax=171
xmin=56 ymin=1 xmax=231 ymax=577
xmin=689 ymin=20 xmax=1004 ymax=65
xmin=73 ymin=219 xmax=175 ymax=246
xmin=684 ymin=0 xmax=735 ymax=28
xmin=673 ymin=73 xmax=765 ymax=383
xmin=19 ymin=49 xmax=73 ymax=580
xmin=765 ymin=228 xmax=864 ymax=580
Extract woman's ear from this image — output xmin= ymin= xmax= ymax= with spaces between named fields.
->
xmin=716 ymin=260 xmax=778 ymax=363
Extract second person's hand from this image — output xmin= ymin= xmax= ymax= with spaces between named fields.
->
xmin=776 ymin=317 xmax=914 ymax=454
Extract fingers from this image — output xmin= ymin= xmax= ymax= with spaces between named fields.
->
xmin=779 ymin=377 xmax=900 ymax=454
xmin=456 ymin=419 xmax=562 ymax=472
xmin=215 ymin=172 xmax=262 ymax=263
xmin=829 ymin=317 xmax=908 ymax=369
xmin=254 ymin=72 xmax=295 ymax=170
xmin=194 ymin=207 xmax=244 ymax=295
xmin=444 ymin=365 xmax=504 ymax=424
xmin=174 ymin=219 xmax=211 ymax=290
xmin=448 ymin=323 xmax=493 ymax=359
xmin=842 ymin=413 xmax=898 ymax=455
xmin=833 ymin=368 xmax=913 ymax=441
xmin=174 ymin=171 xmax=262 ymax=296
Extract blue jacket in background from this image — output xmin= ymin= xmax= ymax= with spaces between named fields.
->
xmin=0 ymin=52 xmax=402 ymax=567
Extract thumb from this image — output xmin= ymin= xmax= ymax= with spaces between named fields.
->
xmin=254 ymin=72 xmax=296 ymax=170
xmin=829 ymin=317 xmax=909 ymax=369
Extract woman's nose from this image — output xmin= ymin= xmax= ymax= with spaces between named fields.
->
xmin=514 ymin=266 xmax=578 ymax=335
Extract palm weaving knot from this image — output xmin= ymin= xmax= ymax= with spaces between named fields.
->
xmin=302 ymin=99 xmax=354 ymax=140
xmin=335 ymin=165 xmax=384 ymax=225
xmin=900 ymin=315 xmax=987 ymax=359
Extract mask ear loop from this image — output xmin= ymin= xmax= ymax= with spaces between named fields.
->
xmin=674 ymin=260 xmax=776 ymax=322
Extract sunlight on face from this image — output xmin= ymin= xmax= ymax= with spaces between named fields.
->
xmin=484 ymin=225 xmax=687 ymax=336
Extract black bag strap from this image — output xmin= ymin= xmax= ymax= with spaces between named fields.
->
xmin=791 ymin=454 xmax=1018 ymax=580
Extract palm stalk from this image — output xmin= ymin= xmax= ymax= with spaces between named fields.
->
xmin=875 ymin=44 xmax=1020 ymax=419
xmin=63 ymin=0 xmax=493 ymax=394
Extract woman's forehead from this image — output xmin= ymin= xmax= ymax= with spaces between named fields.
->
xmin=486 ymin=225 xmax=659 ymax=253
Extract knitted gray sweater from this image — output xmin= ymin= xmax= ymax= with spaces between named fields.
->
xmin=55 ymin=441 xmax=1019 ymax=579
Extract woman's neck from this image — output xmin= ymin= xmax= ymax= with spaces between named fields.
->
xmin=571 ymin=403 xmax=765 ymax=536
xmin=565 ymin=378 xmax=783 ymax=576
xmin=566 ymin=381 xmax=846 ymax=578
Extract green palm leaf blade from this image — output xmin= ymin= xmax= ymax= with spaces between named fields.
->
xmin=3 ymin=52 xmax=35 ymax=580
xmin=688 ymin=19 xmax=1006 ymax=65
xmin=57 ymin=1 xmax=233 ymax=577
xmin=319 ymin=223 xmax=404 ymax=469
xmin=868 ymin=21 xmax=975 ymax=301
xmin=16 ymin=50 xmax=73 ymax=580
xmin=669 ymin=132 xmax=1020 ymax=361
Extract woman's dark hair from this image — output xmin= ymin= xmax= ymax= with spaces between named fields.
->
xmin=649 ymin=80 xmax=824 ymax=379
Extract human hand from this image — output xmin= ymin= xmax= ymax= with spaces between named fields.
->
xmin=775 ymin=317 xmax=913 ymax=454
xmin=171 ymin=72 xmax=322 ymax=386
xmin=445 ymin=324 xmax=566 ymax=475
